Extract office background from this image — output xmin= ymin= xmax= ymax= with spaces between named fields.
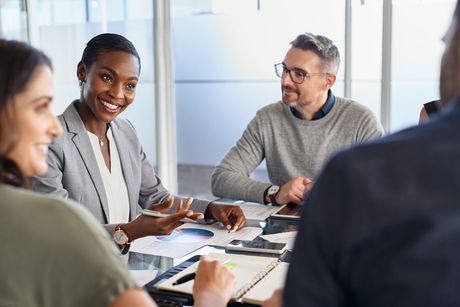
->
xmin=0 ymin=0 xmax=455 ymax=198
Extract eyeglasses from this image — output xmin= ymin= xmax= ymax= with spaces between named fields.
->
xmin=274 ymin=63 xmax=328 ymax=84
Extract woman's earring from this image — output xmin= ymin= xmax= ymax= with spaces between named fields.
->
xmin=79 ymin=80 xmax=85 ymax=87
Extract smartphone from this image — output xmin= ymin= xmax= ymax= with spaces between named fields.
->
xmin=142 ymin=209 xmax=201 ymax=224
xmin=225 ymin=239 xmax=287 ymax=254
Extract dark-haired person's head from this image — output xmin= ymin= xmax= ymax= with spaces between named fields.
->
xmin=80 ymin=33 xmax=141 ymax=72
xmin=0 ymin=39 xmax=62 ymax=186
xmin=76 ymin=33 xmax=141 ymax=123
xmin=439 ymin=1 xmax=460 ymax=107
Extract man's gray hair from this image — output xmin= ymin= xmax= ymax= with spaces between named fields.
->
xmin=290 ymin=32 xmax=340 ymax=75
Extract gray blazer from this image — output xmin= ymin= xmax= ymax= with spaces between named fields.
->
xmin=32 ymin=101 xmax=209 ymax=234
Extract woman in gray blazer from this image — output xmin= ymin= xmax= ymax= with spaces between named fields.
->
xmin=1 ymin=38 xmax=236 ymax=307
xmin=32 ymin=33 xmax=245 ymax=254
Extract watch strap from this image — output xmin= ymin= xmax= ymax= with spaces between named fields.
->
xmin=114 ymin=224 xmax=132 ymax=255
xmin=269 ymin=192 xmax=279 ymax=205
xmin=263 ymin=186 xmax=271 ymax=204
xmin=120 ymin=242 xmax=130 ymax=255
xmin=266 ymin=185 xmax=281 ymax=205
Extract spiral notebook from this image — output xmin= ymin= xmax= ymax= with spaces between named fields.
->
xmin=155 ymin=252 xmax=289 ymax=305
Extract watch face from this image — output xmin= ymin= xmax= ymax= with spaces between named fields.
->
xmin=268 ymin=185 xmax=280 ymax=195
xmin=114 ymin=230 xmax=129 ymax=245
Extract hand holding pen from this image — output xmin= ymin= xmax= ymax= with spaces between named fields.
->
xmin=173 ymin=272 xmax=196 ymax=285
xmin=192 ymin=256 xmax=235 ymax=307
xmin=173 ymin=258 xmax=232 ymax=286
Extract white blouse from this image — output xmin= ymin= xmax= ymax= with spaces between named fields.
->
xmin=87 ymin=127 xmax=130 ymax=224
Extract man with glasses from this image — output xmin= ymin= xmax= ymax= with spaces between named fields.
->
xmin=212 ymin=32 xmax=383 ymax=206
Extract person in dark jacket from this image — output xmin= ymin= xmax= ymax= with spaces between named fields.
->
xmin=263 ymin=1 xmax=460 ymax=306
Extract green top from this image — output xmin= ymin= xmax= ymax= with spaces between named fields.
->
xmin=0 ymin=184 xmax=138 ymax=307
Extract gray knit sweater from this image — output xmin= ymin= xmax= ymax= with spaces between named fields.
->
xmin=211 ymin=97 xmax=384 ymax=203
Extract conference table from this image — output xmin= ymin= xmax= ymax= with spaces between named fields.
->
xmin=126 ymin=210 xmax=300 ymax=306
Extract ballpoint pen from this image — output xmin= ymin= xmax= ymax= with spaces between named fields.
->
xmin=172 ymin=259 xmax=231 ymax=286
xmin=172 ymin=272 xmax=196 ymax=285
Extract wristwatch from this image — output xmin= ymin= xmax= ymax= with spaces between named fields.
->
xmin=267 ymin=185 xmax=281 ymax=205
xmin=113 ymin=224 xmax=131 ymax=255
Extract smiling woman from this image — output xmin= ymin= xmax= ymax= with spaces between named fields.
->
xmin=31 ymin=33 xmax=246 ymax=255
xmin=6 ymin=65 xmax=61 ymax=177
xmin=0 ymin=41 xmax=60 ymax=182
xmin=77 ymin=49 xmax=140 ymax=170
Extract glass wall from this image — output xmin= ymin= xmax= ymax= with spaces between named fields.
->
xmin=0 ymin=0 xmax=457 ymax=196
xmin=351 ymin=0 xmax=382 ymax=120
xmin=34 ymin=0 xmax=157 ymax=163
xmin=172 ymin=0 xmax=345 ymax=169
xmin=0 ymin=0 xmax=28 ymax=40
xmin=391 ymin=0 xmax=456 ymax=132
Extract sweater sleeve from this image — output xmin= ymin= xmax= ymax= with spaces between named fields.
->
xmin=211 ymin=114 xmax=271 ymax=204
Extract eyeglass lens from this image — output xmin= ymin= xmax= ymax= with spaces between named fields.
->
xmin=275 ymin=64 xmax=305 ymax=84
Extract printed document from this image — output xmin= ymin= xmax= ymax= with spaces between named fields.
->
xmin=130 ymin=222 xmax=262 ymax=257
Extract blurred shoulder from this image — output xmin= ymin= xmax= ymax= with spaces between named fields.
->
xmin=0 ymin=184 xmax=104 ymax=237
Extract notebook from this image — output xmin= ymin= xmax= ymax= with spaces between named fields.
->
xmin=155 ymin=252 xmax=288 ymax=305
xmin=241 ymin=261 xmax=289 ymax=304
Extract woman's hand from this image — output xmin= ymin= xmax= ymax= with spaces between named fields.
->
xmin=193 ymin=256 xmax=236 ymax=307
xmin=148 ymin=196 xmax=204 ymax=219
xmin=123 ymin=196 xmax=203 ymax=240
xmin=206 ymin=203 xmax=246 ymax=232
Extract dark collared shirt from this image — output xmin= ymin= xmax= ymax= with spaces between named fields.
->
xmin=290 ymin=90 xmax=336 ymax=120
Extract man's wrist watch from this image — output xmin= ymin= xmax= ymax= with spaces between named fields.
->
xmin=267 ymin=185 xmax=281 ymax=205
xmin=113 ymin=224 xmax=131 ymax=255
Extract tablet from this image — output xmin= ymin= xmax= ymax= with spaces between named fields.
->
xmin=270 ymin=203 xmax=302 ymax=220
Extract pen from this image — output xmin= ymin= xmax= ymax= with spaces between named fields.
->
xmin=172 ymin=259 xmax=231 ymax=286
xmin=172 ymin=272 xmax=196 ymax=285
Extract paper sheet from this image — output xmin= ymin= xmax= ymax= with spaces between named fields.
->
xmin=129 ymin=269 xmax=159 ymax=286
xmin=260 ymin=231 xmax=297 ymax=251
xmin=236 ymin=203 xmax=282 ymax=221
xmin=178 ymin=222 xmax=263 ymax=247
xmin=242 ymin=262 xmax=289 ymax=305
xmin=130 ymin=223 xmax=263 ymax=257
xmin=214 ymin=199 xmax=281 ymax=222
xmin=130 ymin=237 xmax=205 ymax=258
